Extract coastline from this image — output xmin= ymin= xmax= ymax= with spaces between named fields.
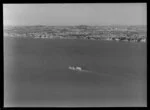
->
xmin=4 ymin=25 xmax=147 ymax=43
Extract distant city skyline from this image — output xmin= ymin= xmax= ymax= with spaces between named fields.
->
xmin=3 ymin=3 xmax=147 ymax=26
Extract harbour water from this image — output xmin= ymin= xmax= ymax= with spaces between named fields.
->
xmin=4 ymin=37 xmax=147 ymax=107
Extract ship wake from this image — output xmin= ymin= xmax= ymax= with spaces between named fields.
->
xmin=68 ymin=66 xmax=102 ymax=76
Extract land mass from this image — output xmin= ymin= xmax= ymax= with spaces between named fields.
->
xmin=4 ymin=25 xmax=147 ymax=42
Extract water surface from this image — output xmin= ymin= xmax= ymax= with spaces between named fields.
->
xmin=4 ymin=37 xmax=147 ymax=107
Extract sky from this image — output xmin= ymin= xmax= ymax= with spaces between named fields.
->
xmin=3 ymin=3 xmax=147 ymax=26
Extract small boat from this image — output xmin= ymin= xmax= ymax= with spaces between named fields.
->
xmin=68 ymin=66 xmax=76 ymax=70
xmin=68 ymin=66 xmax=82 ymax=71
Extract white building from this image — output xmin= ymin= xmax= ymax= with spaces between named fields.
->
xmin=141 ymin=38 xmax=146 ymax=42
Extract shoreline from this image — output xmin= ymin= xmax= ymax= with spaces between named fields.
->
xmin=4 ymin=36 xmax=146 ymax=43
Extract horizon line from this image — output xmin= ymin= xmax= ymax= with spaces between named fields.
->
xmin=4 ymin=24 xmax=147 ymax=27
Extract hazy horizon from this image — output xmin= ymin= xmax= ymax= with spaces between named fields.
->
xmin=3 ymin=24 xmax=147 ymax=27
xmin=3 ymin=3 xmax=147 ymax=26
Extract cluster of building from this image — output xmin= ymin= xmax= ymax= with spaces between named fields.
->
xmin=105 ymin=36 xmax=146 ymax=42
xmin=4 ymin=25 xmax=147 ymax=43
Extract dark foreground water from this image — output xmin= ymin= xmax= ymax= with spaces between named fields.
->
xmin=4 ymin=37 xmax=147 ymax=107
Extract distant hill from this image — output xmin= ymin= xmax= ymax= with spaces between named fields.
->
xmin=4 ymin=25 xmax=147 ymax=42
